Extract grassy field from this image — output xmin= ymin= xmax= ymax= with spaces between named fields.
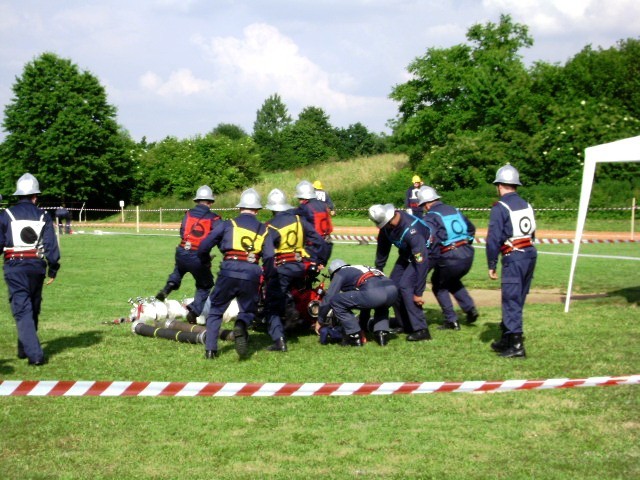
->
xmin=0 ymin=229 xmax=638 ymax=479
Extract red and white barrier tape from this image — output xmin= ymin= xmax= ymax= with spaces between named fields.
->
xmin=330 ymin=235 xmax=640 ymax=244
xmin=1 ymin=375 xmax=637 ymax=397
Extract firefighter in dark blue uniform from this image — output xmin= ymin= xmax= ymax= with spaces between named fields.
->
xmin=405 ymin=175 xmax=424 ymax=218
xmin=487 ymin=164 xmax=537 ymax=358
xmin=369 ymin=203 xmax=432 ymax=341
xmin=156 ymin=185 xmax=221 ymax=323
xmin=318 ymin=259 xmax=398 ymax=346
xmin=418 ymin=186 xmax=479 ymax=330
xmin=263 ymin=188 xmax=326 ymax=352
xmin=294 ymin=180 xmax=333 ymax=267
xmin=313 ymin=180 xmax=336 ymax=216
xmin=197 ymin=188 xmax=273 ymax=359
xmin=0 ymin=173 xmax=60 ymax=365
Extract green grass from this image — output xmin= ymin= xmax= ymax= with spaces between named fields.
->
xmin=0 ymin=232 xmax=638 ymax=479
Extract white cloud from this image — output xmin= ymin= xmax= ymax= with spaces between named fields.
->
xmin=193 ymin=23 xmax=374 ymax=110
xmin=139 ymin=68 xmax=219 ymax=96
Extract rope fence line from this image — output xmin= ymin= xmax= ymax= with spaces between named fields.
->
xmin=0 ymin=375 xmax=637 ymax=397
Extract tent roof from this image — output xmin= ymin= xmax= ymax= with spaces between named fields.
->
xmin=585 ymin=135 xmax=640 ymax=164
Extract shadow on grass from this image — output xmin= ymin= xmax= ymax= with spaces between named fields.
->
xmin=480 ymin=322 xmax=502 ymax=345
xmin=42 ymin=330 xmax=103 ymax=359
xmin=0 ymin=358 xmax=16 ymax=376
xmin=607 ymin=286 xmax=640 ymax=306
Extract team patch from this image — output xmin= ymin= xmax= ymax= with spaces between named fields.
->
xmin=414 ymin=252 xmax=424 ymax=263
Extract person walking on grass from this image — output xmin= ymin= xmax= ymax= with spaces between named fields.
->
xmin=197 ymin=188 xmax=273 ymax=360
xmin=155 ymin=185 xmax=221 ymax=324
xmin=0 ymin=173 xmax=60 ymax=366
xmin=417 ymin=185 xmax=479 ymax=331
xmin=487 ymin=164 xmax=537 ymax=358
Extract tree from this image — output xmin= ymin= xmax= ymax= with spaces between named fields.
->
xmin=389 ymin=15 xmax=533 ymax=168
xmin=0 ymin=52 xmax=134 ymax=207
xmin=252 ymin=93 xmax=294 ymax=170
xmin=210 ymin=123 xmax=248 ymax=140
xmin=282 ymin=106 xmax=338 ymax=167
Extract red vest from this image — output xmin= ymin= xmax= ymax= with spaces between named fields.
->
xmin=180 ymin=211 xmax=218 ymax=250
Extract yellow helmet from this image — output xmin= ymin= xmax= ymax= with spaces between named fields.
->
xmin=412 ymin=175 xmax=421 ymax=183
xmin=313 ymin=180 xmax=323 ymax=190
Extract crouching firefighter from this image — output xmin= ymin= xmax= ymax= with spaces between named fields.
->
xmin=318 ymin=259 xmax=398 ymax=346
xmin=156 ymin=185 xmax=221 ymax=323
xmin=0 ymin=173 xmax=60 ymax=366
xmin=262 ymin=188 xmax=325 ymax=352
xmin=197 ymin=188 xmax=274 ymax=360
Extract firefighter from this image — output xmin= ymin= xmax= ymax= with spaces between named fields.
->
xmin=0 ymin=173 xmax=60 ymax=365
xmin=313 ymin=180 xmax=335 ymax=216
xmin=418 ymin=186 xmax=479 ymax=330
xmin=155 ymin=185 xmax=221 ymax=323
xmin=405 ymin=175 xmax=424 ymax=218
xmin=197 ymin=188 xmax=273 ymax=359
xmin=368 ymin=203 xmax=432 ymax=341
xmin=294 ymin=180 xmax=333 ymax=266
xmin=487 ymin=164 xmax=537 ymax=358
xmin=263 ymin=188 xmax=325 ymax=352
xmin=318 ymin=259 xmax=398 ymax=347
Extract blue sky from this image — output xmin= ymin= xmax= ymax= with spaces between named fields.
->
xmin=0 ymin=0 xmax=637 ymax=142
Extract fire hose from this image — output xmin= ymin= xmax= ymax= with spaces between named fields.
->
xmin=132 ymin=320 xmax=205 ymax=344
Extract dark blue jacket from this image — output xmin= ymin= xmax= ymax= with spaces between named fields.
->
xmin=0 ymin=199 xmax=61 ymax=278
xmin=423 ymin=201 xmax=475 ymax=260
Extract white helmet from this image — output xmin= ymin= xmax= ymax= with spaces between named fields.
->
xmin=236 ymin=188 xmax=262 ymax=209
xmin=328 ymin=258 xmax=348 ymax=277
xmin=417 ymin=185 xmax=440 ymax=205
xmin=266 ymin=188 xmax=293 ymax=212
xmin=493 ymin=164 xmax=522 ymax=186
xmin=295 ymin=180 xmax=316 ymax=199
xmin=14 ymin=173 xmax=41 ymax=196
xmin=193 ymin=185 xmax=215 ymax=202
xmin=368 ymin=204 xmax=396 ymax=228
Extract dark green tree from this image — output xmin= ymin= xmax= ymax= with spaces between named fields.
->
xmin=282 ymin=106 xmax=339 ymax=167
xmin=252 ymin=93 xmax=293 ymax=170
xmin=210 ymin=123 xmax=248 ymax=140
xmin=0 ymin=52 xmax=135 ymax=207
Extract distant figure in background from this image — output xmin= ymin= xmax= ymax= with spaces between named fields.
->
xmin=55 ymin=204 xmax=72 ymax=234
xmin=487 ymin=164 xmax=537 ymax=358
xmin=155 ymin=185 xmax=221 ymax=324
xmin=405 ymin=175 xmax=424 ymax=218
xmin=313 ymin=180 xmax=336 ymax=216
xmin=0 ymin=173 xmax=61 ymax=366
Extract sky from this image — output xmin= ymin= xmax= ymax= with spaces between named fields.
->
xmin=0 ymin=0 xmax=638 ymax=143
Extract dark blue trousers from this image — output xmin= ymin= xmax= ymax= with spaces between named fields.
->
xmin=431 ymin=247 xmax=475 ymax=323
xmin=4 ymin=262 xmax=46 ymax=363
xmin=501 ymin=256 xmax=537 ymax=334
xmin=263 ymin=262 xmax=306 ymax=340
xmin=167 ymin=249 xmax=214 ymax=315
xmin=389 ymin=259 xmax=428 ymax=333
xmin=330 ymin=279 xmax=398 ymax=334
xmin=204 ymin=275 xmax=260 ymax=351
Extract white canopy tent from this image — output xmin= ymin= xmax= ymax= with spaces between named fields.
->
xmin=564 ymin=135 xmax=640 ymax=312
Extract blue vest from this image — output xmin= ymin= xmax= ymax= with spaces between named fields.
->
xmin=429 ymin=210 xmax=470 ymax=246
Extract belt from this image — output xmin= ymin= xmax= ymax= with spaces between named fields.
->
xmin=356 ymin=271 xmax=383 ymax=288
xmin=223 ymin=250 xmax=259 ymax=263
xmin=275 ymin=252 xmax=303 ymax=266
xmin=500 ymin=238 xmax=533 ymax=255
xmin=4 ymin=249 xmax=41 ymax=260
xmin=440 ymin=240 xmax=469 ymax=253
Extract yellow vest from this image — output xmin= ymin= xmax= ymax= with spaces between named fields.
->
xmin=268 ymin=215 xmax=309 ymax=257
xmin=230 ymin=219 xmax=266 ymax=254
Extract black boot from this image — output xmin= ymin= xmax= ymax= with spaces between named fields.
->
xmin=437 ymin=320 xmax=460 ymax=331
xmin=204 ymin=350 xmax=218 ymax=359
xmin=499 ymin=333 xmax=526 ymax=358
xmin=186 ymin=310 xmax=198 ymax=324
xmin=155 ymin=282 xmax=176 ymax=302
xmin=466 ymin=307 xmax=479 ymax=324
xmin=233 ymin=321 xmax=249 ymax=358
xmin=342 ymin=332 xmax=363 ymax=347
xmin=219 ymin=329 xmax=235 ymax=341
xmin=406 ymin=328 xmax=432 ymax=341
xmin=266 ymin=337 xmax=288 ymax=352
xmin=374 ymin=330 xmax=389 ymax=346
xmin=491 ymin=322 xmax=510 ymax=352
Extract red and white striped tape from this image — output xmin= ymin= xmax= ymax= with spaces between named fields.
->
xmin=1 ymin=375 xmax=637 ymax=397
xmin=329 ymin=235 xmax=639 ymax=244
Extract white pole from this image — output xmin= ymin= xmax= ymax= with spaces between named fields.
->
xmin=632 ymin=197 xmax=636 ymax=241
xmin=136 ymin=206 xmax=140 ymax=233
xmin=159 ymin=207 xmax=163 ymax=227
